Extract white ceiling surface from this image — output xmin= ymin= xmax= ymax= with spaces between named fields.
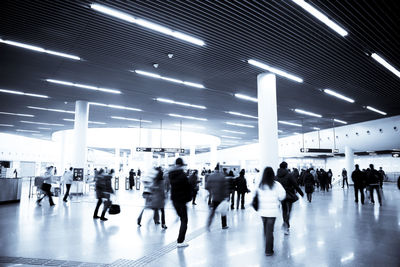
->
xmin=52 ymin=128 xmax=220 ymax=149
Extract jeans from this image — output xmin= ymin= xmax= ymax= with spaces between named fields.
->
xmin=173 ymin=202 xmax=188 ymax=243
xmin=236 ymin=192 xmax=245 ymax=209
xmin=354 ymin=186 xmax=365 ymax=204
xmin=207 ymin=200 xmax=227 ymax=229
xmin=94 ymin=198 xmax=111 ymax=218
xmin=342 ymin=178 xmax=349 ymax=188
xmin=63 ymin=184 xmax=71 ymax=201
xmin=262 ymin=217 xmax=276 ymax=254
xmin=281 ymin=200 xmax=293 ymax=229
xmin=369 ymin=185 xmax=382 ymax=204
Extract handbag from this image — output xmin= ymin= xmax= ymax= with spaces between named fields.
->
xmin=285 ymin=191 xmax=299 ymax=203
xmin=252 ymin=191 xmax=259 ymax=211
xmin=109 ymin=204 xmax=121 ymax=215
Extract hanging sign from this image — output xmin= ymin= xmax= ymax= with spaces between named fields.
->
xmin=136 ymin=147 xmax=185 ymax=153
xmin=73 ymin=168 xmax=84 ymax=181
xmin=300 ymin=148 xmax=339 ymax=153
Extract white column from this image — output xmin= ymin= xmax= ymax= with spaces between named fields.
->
xmin=210 ymin=145 xmax=217 ymax=169
xmin=345 ymin=146 xmax=354 ymax=185
xmin=73 ymin=100 xmax=89 ymax=173
xmin=257 ymin=73 xmax=279 ymax=171
xmin=164 ymin=153 xmax=169 ymax=169
xmin=114 ymin=148 xmax=120 ymax=173
xmin=157 ymin=154 xmax=162 ymax=167
xmin=189 ymin=145 xmax=196 ymax=169
xmin=58 ymin=131 xmax=67 ymax=173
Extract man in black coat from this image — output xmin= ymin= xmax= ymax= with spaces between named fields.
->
xmin=351 ymin=164 xmax=366 ymax=204
xmin=169 ymin=158 xmax=192 ymax=247
xmin=276 ymin=161 xmax=304 ymax=235
xmin=367 ymin=164 xmax=382 ymax=205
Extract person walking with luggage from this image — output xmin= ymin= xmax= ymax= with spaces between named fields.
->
xmin=37 ymin=166 xmax=55 ymax=206
xmin=352 ymin=164 xmax=366 ymax=204
xmin=367 ymin=164 xmax=382 ymax=206
xmin=189 ymin=170 xmax=200 ymax=205
xmin=236 ymin=169 xmax=249 ymax=209
xmin=169 ymin=158 xmax=192 ymax=248
xmin=129 ymin=169 xmax=135 ymax=190
xmin=342 ymin=168 xmax=349 ymax=188
xmin=93 ymin=169 xmax=114 ymax=221
xmin=206 ymin=164 xmax=229 ymax=230
xmin=137 ymin=167 xmax=158 ymax=226
xmin=304 ymin=169 xmax=315 ymax=202
xmin=61 ymin=167 xmax=73 ymax=202
xmin=256 ymin=167 xmax=286 ymax=256
xmin=276 ymin=162 xmax=304 ymax=235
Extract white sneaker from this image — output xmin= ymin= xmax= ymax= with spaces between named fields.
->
xmin=177 ymin=242 xmax=189 ymax=248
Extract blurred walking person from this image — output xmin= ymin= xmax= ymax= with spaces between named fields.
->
xmin=189 ymin=170 xmax=200 ymax=205
xmin=256 ymin=167 xmax=286 ymax=256
xmin=367 ymin=164 xmax=382 ymax=205
xmin=342 ymin=168 xmax=349 ymax=188
xmin=352 ymin=164 xmax=366 ymax=204
xmin=152 ymin=167 xmax=168 ymax=229
xmin=61 ymin=167 xmax=73 ymax=202
xmin=36 ymin=166 xmax=55 ymax=206
xmin=129 ymin=169 xmax=135 ymax=190
xmin=236 ymin=169 xmax=249 ymax=209
xmin=93 ymin=169 xmax=114 ymax=221
xmin=304 ymin=169 xmax=315 ymax=202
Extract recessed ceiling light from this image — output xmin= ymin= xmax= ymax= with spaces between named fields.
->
xmin=156 ymin=98 xmax=206 ymax=109
xmin=292 ymin=0 xmax=348 ymax=37
xmin=0 ymin=89 xmax=49 ymax=98
xmin=0 ymin=111 xmax=34 ymax=117
xmin=89 ymin=102 xmax=142 ymax=112
xmin=20 ymin=121 xmax=64 ymax=126
xmin=133 ymin=70 xmax=204 ymax=88
xmin=323 ymin=89 xmax=354 ymax=103
xmin=221 ymin=129 xmax=246 ymax=135
xmin=173 ymin=124 xmax=205 ymax=130
xmin=168 ymin=113 xmax=207 ymax=121
xmin=46 ymin=79 xmax=121 ymax=94
xmin=91 ymin=4 xmax=205 ymax=46
xmin=0 ymin=124 xmax=14 ymax=127
xmin=294 ymin=108 xmax=322 ymax=118
xmin=221 ymin=135 xmax=242 ymax=140
xmin=27 ymin=106 xmax=75 ymax=114
xmin=333 ymin=119 xmax=347 ymax=124
xmin=234 ymin=93 xmax=258 ymax=103
xmin=366 ymin=106 xmax=387 ymax=116
xmin=0 ymin=38 xmax=81 ymax=60
xmin=62 ymin=118 xmax=106 ymax=125
xmin=248 ymin=59 xmax=303 ymax=83
xmin=371 ymin=53 xmax=400 ymax=79
xmin=225 ymin=122 xmax=254 ymax=128
xmin=111 ymin=116 xmax=152 ymax=123
xmin=16 ymin=129 xmax=40 ymax=133
xmin=227 ymin=111 xmax=258 ymax=119
xmin=313 ymin=127 xmax=321 ymax=130
xmin=278 ymin=121 xmax=302 ymax=127
xmin=37 ymin=127 xmax=51 ymax=130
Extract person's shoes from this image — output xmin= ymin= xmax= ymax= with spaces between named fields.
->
xmin=155 ymin=221 xmax=160 ymax=225
xmin=93 ymin=215 xmax=100 ymax=219
xmin=50 ymin=203 xmax=55 ymax=207
xmin=63 ymin=199 xmax=68 ymax=202
xmin=265 ymin=251 xmax=274 ymax=256
xmin=36 ymin=200 xmax=41 ymax=206
xmin=222 ymin=226 xmax=229 ymax=230
xmin=192 ymin=202 xmax=197 ymax=205
xmin=230 ymin=206 xmax=234 ymax=210
xmin=379 ymin=203 xmax=382 ymax=206
xmin=284 ymin=228 xmax=290 ymax=235
xmin=100 ymin=217 xmax=108 ymax=221
xmin=137 ymin=219 xmax=141 ymax=227
xmin=355 ymin=200 xmax=358 ymax=203
xmin=241 ymin=207 xmax=245 ymax=209
xmin=177 ymin=242 xmax=189 ymax=248
xmin=162 ymin=224 xmax=168 ymax=229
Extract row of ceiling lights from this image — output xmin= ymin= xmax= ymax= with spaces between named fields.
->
xmin=0 ymin=1 xmax=398 ymax=141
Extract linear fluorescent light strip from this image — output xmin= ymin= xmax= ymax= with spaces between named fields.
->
xmin=323 ymin=89 xmax=354 ymax=103
xmin=225 ymin=122 xmax=254 ymax=128
xmin=0 ymin=89 xmax=49 ymax=98
xmin=156 ymin=98 xmax=206 ymax=109
xmin=46 ymin=79 xmax=121 ymax=94
xmin=221 ymin=135 xmax=242 ymax=140
xmin=333 ymin=119 xmax=347 ymax=124
xmin=248 ymin=59 xmax=303 ymax=83
xmin=90 ymin=102 xmax=142 ymax=112
xmin=0 ymin=39 xmax=80 ymax=60
xmin=173 ymin=123 xmax=205 ymax=129
xmin=168 ymin=113 xmax=207 ymax=121
xmin=292 ymin=0 xmax=348 ymax=37
xmin=63 ymin=119 xmax=106 ymax=125
xmin=0 ymin=111 xmax=34 ymax=117
xmin=227 ymin=111 xmax=258 ymax=119
xmin=294 ymin=108 xmax=322 ymax=118
xmin=366 ymin=106 xmax=387 ymax=116
xmin=91 ymin=4 xmax=205 ymax=46
xmin=234 ymin=93 xmax=258 ymax=103
xmin=134 ymin=70 xmax=204 ymax=88
xmin=313 ymin=127 xmax=321 ymax=130
xmin=27 ymin=106 xmax=75 ymax=114
xmin=371 ymin=53 xmax=400 ymax=78
xmin=37 ymin=127 xmax=51 ymax=130
xmin=222 ymin=129 xmax=246 ymax=135
xmin=278 ymin=120 xmax=302 ymax=127
xmin=20 ymin=121 xmax=64 ymax=126
xmin=16 ymin=129 xmax=40 ymax=133
xmin=111 ymin=116 xmax=152 ymax=123
xmin=0 ymin=124 xmax=14 ymax=127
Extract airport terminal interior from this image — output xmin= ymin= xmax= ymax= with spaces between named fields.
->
xmin=0 ymin=1 xmax=399 ymax=266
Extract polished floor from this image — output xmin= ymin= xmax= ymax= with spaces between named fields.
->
xmin=0 ymin=181 xmax=399 ymax=267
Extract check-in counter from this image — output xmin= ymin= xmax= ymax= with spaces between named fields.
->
xmin=0 ymin=178 xmax=22 ymax=203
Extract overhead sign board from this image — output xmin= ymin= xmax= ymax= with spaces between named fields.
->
xmin=136 ymin=147 xmax=185 ymax=153
xmin=300 ymin=148 xmax=339 ymax=153
xmin=73 ymin=168 xmax=84 ymax=181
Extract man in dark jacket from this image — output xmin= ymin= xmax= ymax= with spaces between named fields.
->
xmin=235 ymin=169 xmax=249 ymax=209
xmin=169 ymin=158 xmax=192 ymax=247
xmin=351 ymin=164 xmax=366 ymax=204
xmin=342 ymin=168 xmax=349 ymax=188
xmin=276 ymin=161 xmax=304 ymax=235
xmin=367 ymin=164 xmax=382 ymax=205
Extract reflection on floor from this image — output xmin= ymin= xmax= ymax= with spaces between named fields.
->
xmin=0 ymin=182 xmax=399 ymax=267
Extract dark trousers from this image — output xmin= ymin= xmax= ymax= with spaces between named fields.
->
xmin=192 ymin=190 xmax=198 ymax=204
xmin=354 ymin=186 xmax=365 ymax=204
xmin=173 ymin=202 xmax=188 ymax=243
xmin=281 ymin=200 xmax=293 ymax=229
xmin=369 ymin=185 xmax=382 ymax=204
xmin=94 ymin=198 xmax=111 ymax=218
xmin=38 ymin=185 xmax=54 ymax=205
xmin=207 ymin=200 xmax=227 ymax=229
xmin=306 ymin=193 xmax=312 ymax=202
xmin=262 ymin=217 xmax=276 ymax=254
xmin=153 ymin=208 xmax=166 ymax=225
xmin=236 ymin=192 xmax=245 ymax=209
xmin=230 ymin=192 xmax=235 ymax=209
xmin=63 ymin=184 xmax=71 ymax=201
xmin=342 ymin=178 xmax=348 ymax=188
xmin=129 ymin=178 xmax=135 ymax=190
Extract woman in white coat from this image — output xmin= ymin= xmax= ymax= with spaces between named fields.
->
xmin=256 ymin=167 xmax=286 ymax=256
